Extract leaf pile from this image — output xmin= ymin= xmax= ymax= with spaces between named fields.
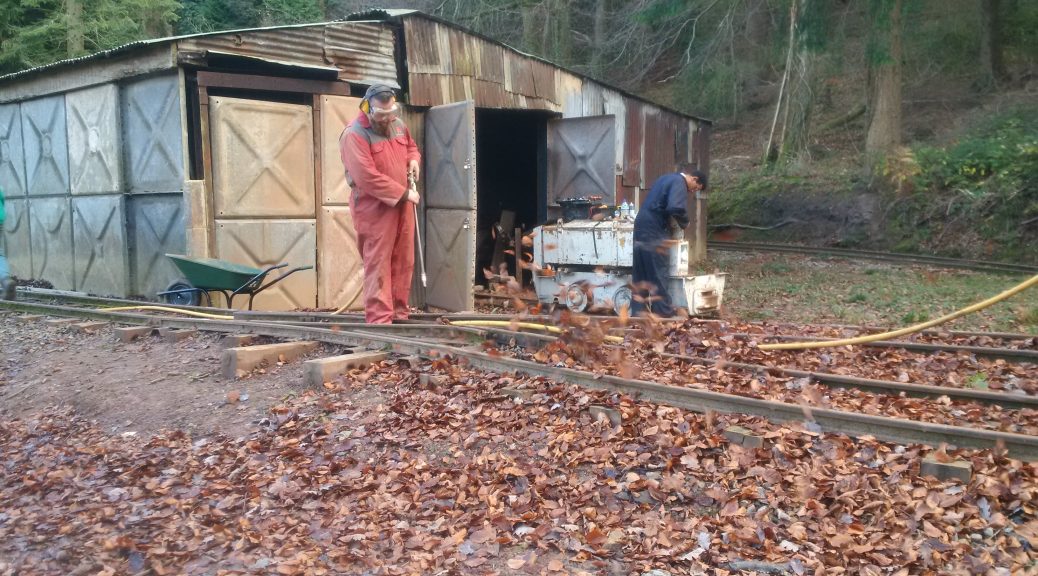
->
xmin=518 ymin=316 xmax=1038 ymax=434
xmin=2 ymin=358 xmax=1036 ymax=574
xmin=668 ymin=319 xmax=1037 ymax=394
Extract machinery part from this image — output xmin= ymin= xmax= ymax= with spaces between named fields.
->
xmin=565 ymin=283 xmax=590 ymax=312
xmin=612 ymin=286 xmax=632 ymax=315
xmin=162 ymin=279 xmax=201 ymax=307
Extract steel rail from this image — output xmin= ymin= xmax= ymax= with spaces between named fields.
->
xmin=658 ymin=351 xmax=1038 ymax=410
xmin=732 ymin=333 xmax=1038 ymax=363
xmin=35 ymin=288 xmax=1030 ymax=344
xmin=8 ymin=297 xmax=1035 ymax=410
xmin=6 ymin=299 xmax=1038 ymax=458
xmin=709 ymin=241 xmax=1038 ymax=275
xmin=17 ymin=287 xmax=234 ymax=315
xmin=5 ymin=300 xmax=1038 ymax=459
xmin=469 ymin=325 xmax=1038 ymax=410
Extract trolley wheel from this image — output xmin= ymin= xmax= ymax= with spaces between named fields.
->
xmin=162 ymin=279 xmax=201 ymax=307
xmin=565 ymin=283 xmax=590 ymax=313
xmin=612 ymin=286 xmax=633 ymax=315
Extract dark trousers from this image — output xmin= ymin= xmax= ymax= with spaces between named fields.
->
xmin=631 ymin=242 xmax=674 ymax=317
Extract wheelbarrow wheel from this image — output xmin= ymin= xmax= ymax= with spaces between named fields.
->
xmin=163 ymin=279 xmax=201 ymax=307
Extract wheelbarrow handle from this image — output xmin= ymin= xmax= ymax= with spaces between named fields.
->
xmin=241 ymin=265 xmax=316 ymax=310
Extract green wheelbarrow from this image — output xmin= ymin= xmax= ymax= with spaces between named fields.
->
xmin=158 ymin=254 xmax=313 ymax=310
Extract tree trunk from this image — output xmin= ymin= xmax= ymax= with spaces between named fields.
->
xmin=740 ymin=0 xmax=772 ymax=93
xmin=781 ymin=49 xmax=817 ymax=164
xmin=865 ymin=0 xmax=903 ymax=176
xmin=590 ymin=0 xmax=608 ymax=77
xmin=764 ymin=0 xmax=799 ymax=163
xmin=550 ymin=0 xmax=572 ymax=65
xmin=978 ymin=0 xmax=1004 ymax=89
xmin=66 ymin=0 xmax=84 ymax=57
xmin=522 ymin=4 xmax=541 ymax=54
xmin=780 ymin=0 xmax=825 ymax=164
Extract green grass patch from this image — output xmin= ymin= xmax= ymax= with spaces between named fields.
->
xmin=715 ymin=253 xmax=1036 ymax=333
xmin=846 ymin=291 xmax=868 ymax=304
xmin=966 ymin=373 xmax=990 ymax=390
xmin=1019 ymin=306 xmax=1038 ymax=328
xmin=762 ymin=261 xmax=793 ymax=275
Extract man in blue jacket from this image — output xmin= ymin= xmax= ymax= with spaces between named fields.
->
xmin=631 ymin=166 xmax=707 ymax=316
xmin=0 ymin=187 xmax=14 ymax=300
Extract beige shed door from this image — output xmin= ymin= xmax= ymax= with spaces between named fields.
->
xmin=209 ymin=96 xmax=317 ymax=310
xmin=318 ymin=95 xmax=364 ymax=311
xmin=210 ymin=96 xmax=316 ymax=218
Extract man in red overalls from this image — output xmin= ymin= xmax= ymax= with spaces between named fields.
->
xmin=339 ymin=84 xmax=422 ymax=323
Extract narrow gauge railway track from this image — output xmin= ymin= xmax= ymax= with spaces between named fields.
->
xmin=16 ymin=288 xmax=1036 ymax=380
xmin=4 ymin=298 xmax=1038 ymax=461
xmin=471 ymin=323 xmax=1038 ymax=409
xmin=13 ymin=289 xmax=1038 ymax=403
xmin=708 ymin=240 xmax=1038 ymax=275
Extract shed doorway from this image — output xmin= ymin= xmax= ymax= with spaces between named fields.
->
xmin=474 ymin=108 xmax=551 ymax=288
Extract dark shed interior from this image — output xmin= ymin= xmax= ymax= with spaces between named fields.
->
xmin=474 ymin=108 xmax=551 ymax=286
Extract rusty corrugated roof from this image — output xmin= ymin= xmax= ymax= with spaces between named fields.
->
xmin=0 ymin=20 xmax=398 ymax=89
xmin=351 ymin=9 xmax=710 ymax=123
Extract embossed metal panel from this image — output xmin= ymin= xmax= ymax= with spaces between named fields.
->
xmin=424 ymin=101 xmax=476 ymax=312
xmin=0 ymin=103 xmax=26 ymax=197
xmin=67 ymin=84 xmax=123 ymax=195
xmin=214 ymin=219 xmax=317 ymax=311
xmin=72 ymin=195 xmax=128 ymax=296
xmin=424 ymin=101 xmax=475 ymax=210
xmin=210 ymin=97 xmax=315 ymax=218
xmin=548 ymin=115 xmax=616 ymax=204
xmin=122 ymin=74 xmax=184 ymax=194
xmin=320 ymin=95 xmax=362 ymax=205
xmin=2 ymin=198 xmax=32 ymax=277
xmin=425 ymin=208 xmax=475 ymax=312
xmin=29 ymin=196 xmax=74 ymax=289
xmin=127 ymin=193 xmax=186 ymax=297
xmin=318 ymin=206 xmax=363 ymax=310
xmin=22 ymin=95 xmax=70 ymax=196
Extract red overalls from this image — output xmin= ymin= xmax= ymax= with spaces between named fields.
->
xmin=339 ymin=113 xmax=422 ymax=324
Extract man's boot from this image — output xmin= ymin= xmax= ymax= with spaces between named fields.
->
xmin=1 ymin=277 xmax=15 ymax=301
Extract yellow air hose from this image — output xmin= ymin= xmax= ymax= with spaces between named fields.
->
xmin=758 ymin=273 xmax=1038 ymax=351
xmin=449 ymin=320 xmax=625 ymax=343
xmin=99 ymin=305 xmax=233 ymax=320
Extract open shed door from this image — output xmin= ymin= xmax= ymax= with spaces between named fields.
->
xmin=424 ymin=100 xmax=476 ymax=312
xmin=547 ymin=115 xmax=616 ymax=205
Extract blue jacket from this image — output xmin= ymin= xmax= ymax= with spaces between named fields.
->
xmin=633 ymin=172 xmax=689 ymax=242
